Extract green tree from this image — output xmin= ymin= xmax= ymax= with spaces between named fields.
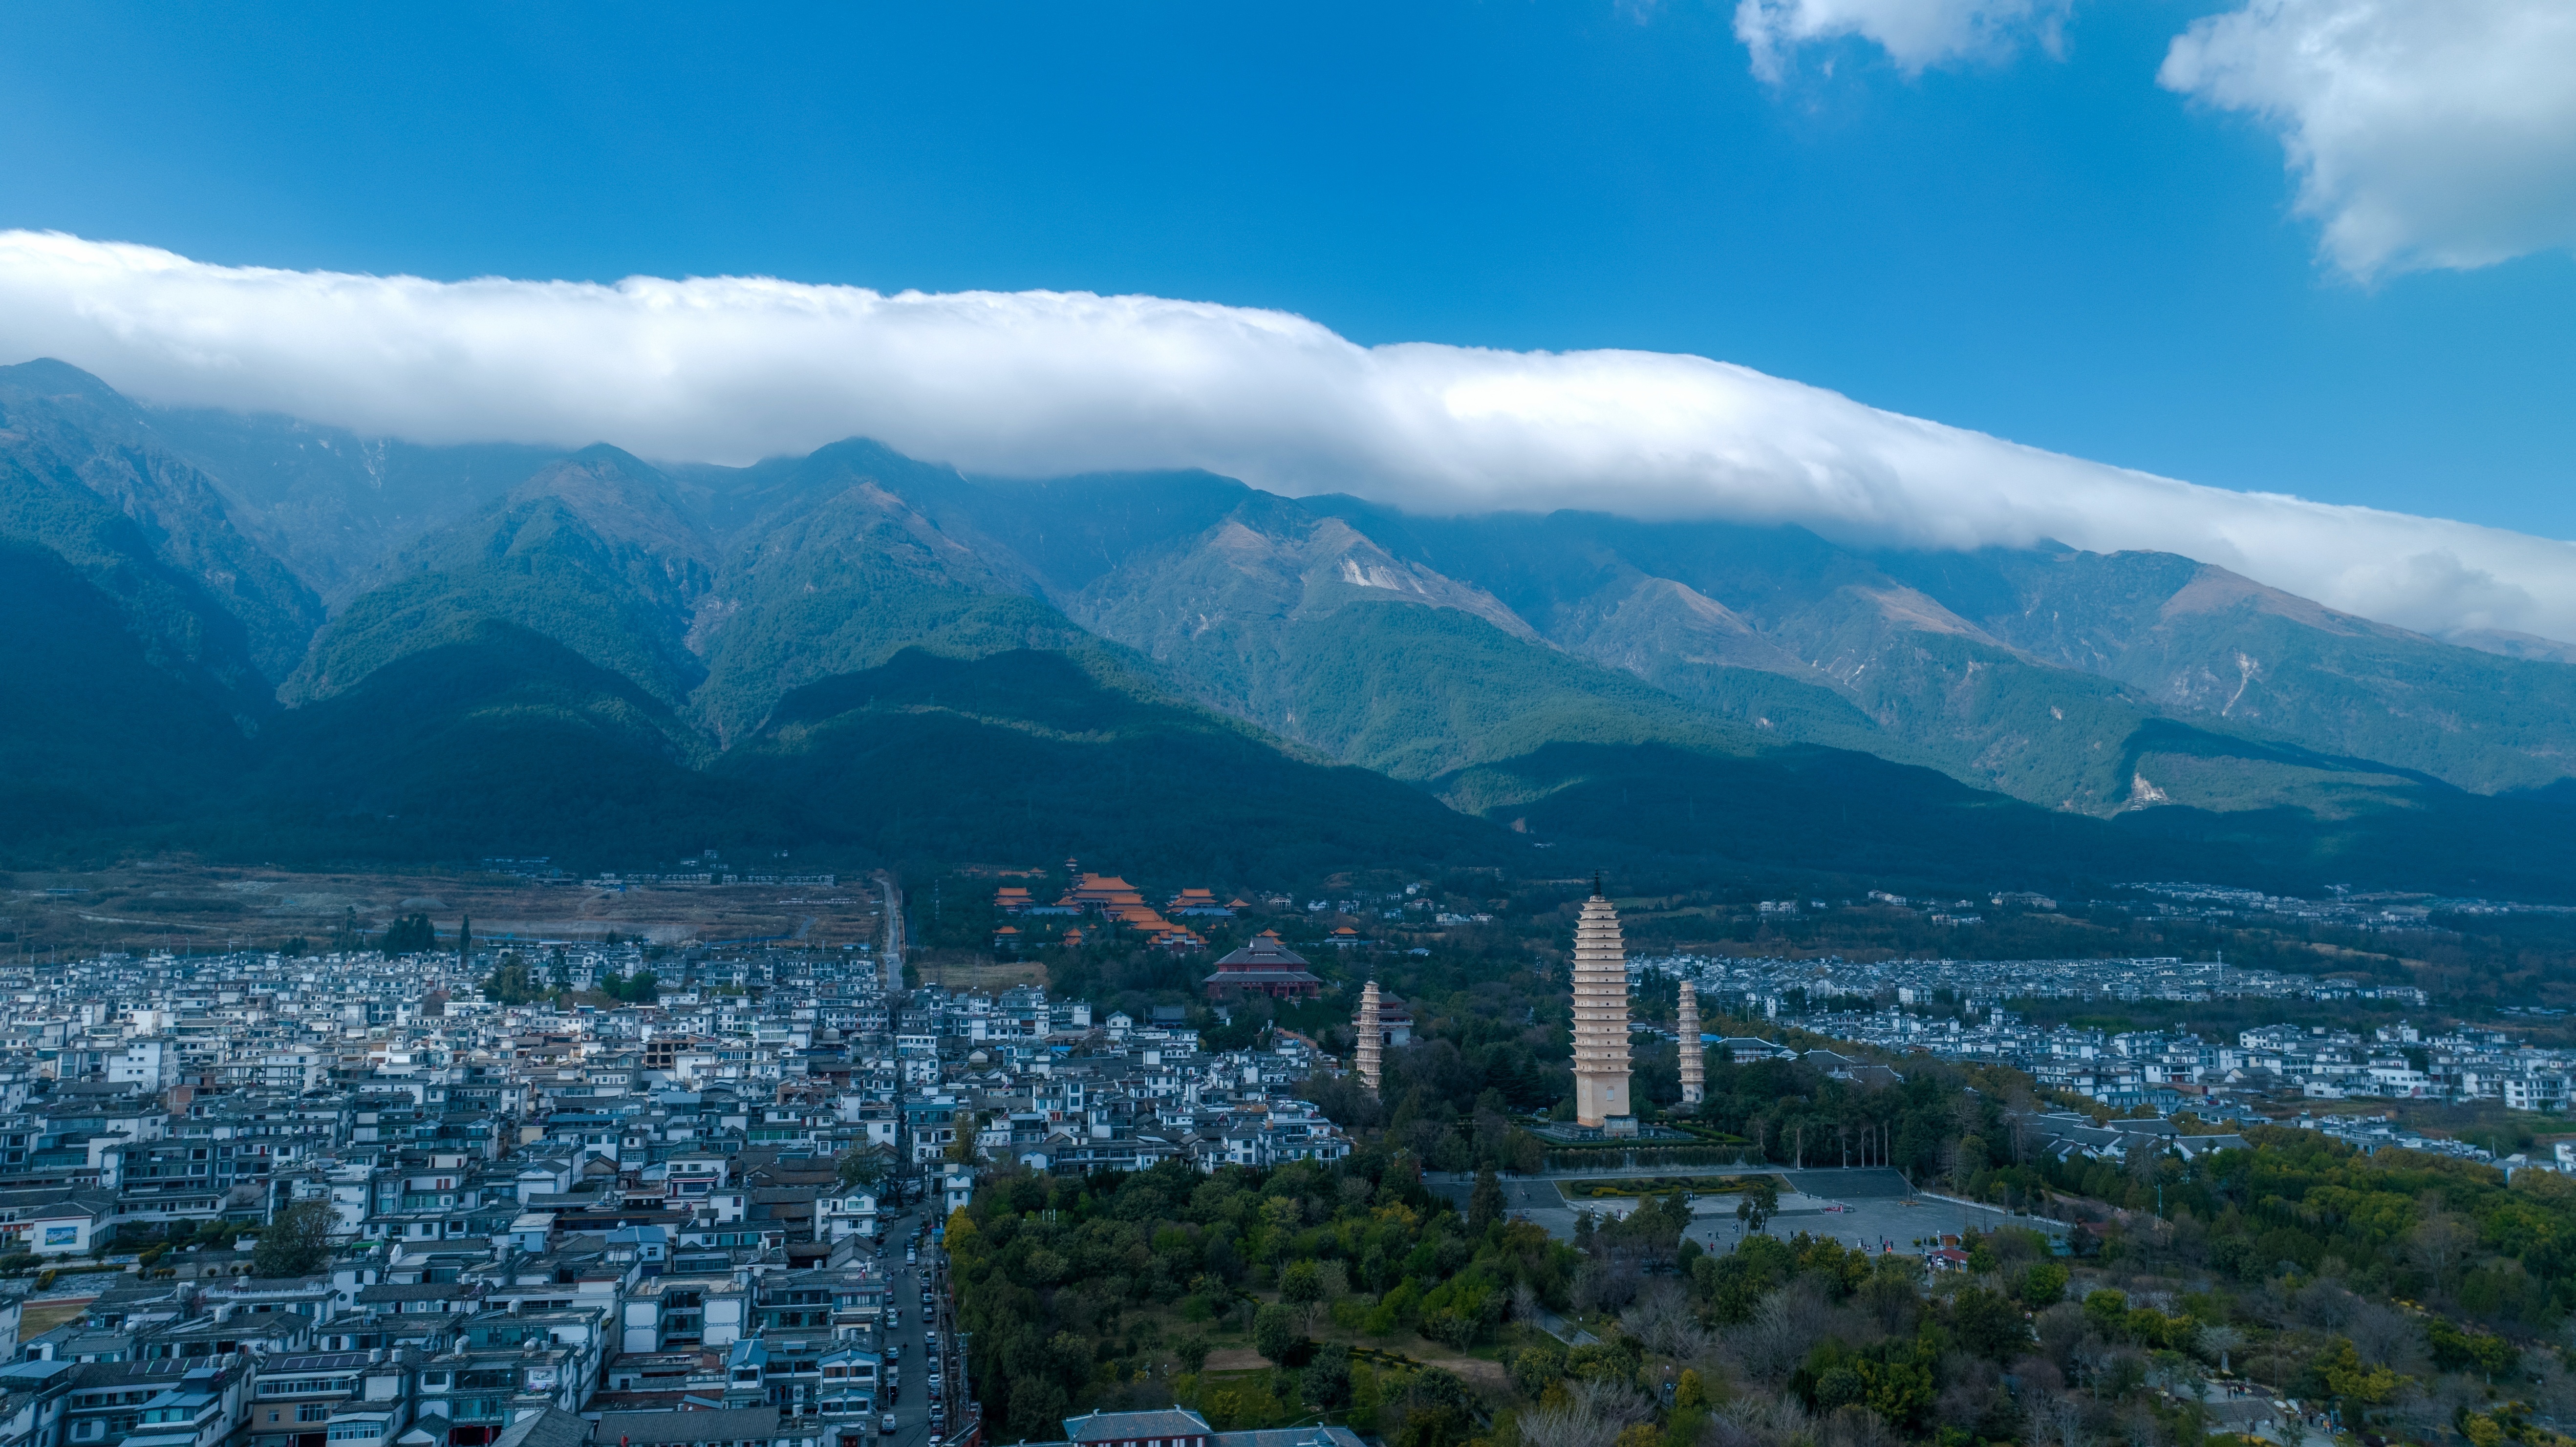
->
xmin=1675 ymin=1368 xmax=1707 ymax=1411
xmin=947 ymin=1111 xmax=985 ymax=1165
xmin=2018 ymin=1261 xmax=2069 ymax=1308
xmin=1281 ymin=1259 xmax=1326 ymax=1331
xmin=1952 ymin=1285 xmax=2031 ymax=1363
xmin=381 ymin=913 xmax=436 ymax=955
xmin=1252 ymin=1302 xmax=1299 ymax=1364
xmin=2082 ymin=1289 xmax=2130 ymax=1339
xmin=837 ymin=1147 xmax=889 ymax=1192
xmin=1736 ymin=1177 xmax=1779 ymax=1233
xmin=1511 ymin=1340 xmax=1566 ymax=1398
xmin=252 ymin=1199 xmax=337 ymax=1277
xmin=1469 ymin=1167 xmax=1504 ymax=1234
xmin=1302 ymin=1342 xmax=1353 ymax=1410
xmin=1177 ymin=1334 xmax=1212 ymax=1375
xmin=597 ymin=964 xmax=662 ymax=1003
xmin=2318 ymin=1338 xmax=2400 ymax=1405
xmin=481 ymin=953 xmax=542 ymax=1005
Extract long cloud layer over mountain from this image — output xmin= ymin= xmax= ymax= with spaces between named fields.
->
xmin=3 ymin=228 xmax=2574 ymax=646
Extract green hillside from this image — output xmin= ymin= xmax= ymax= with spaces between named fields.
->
xmin=1888 ymin=547 xmax=2576 ymax=796
xmin=0 ymin=375 xmax=306 ymax=725
xmin=1038 ymin=492 xmax=1752 ymax=779
xmin=1269 ymin=601 xmax=1754 ymax=780
xmin=287 ymin=447 xmax=716 ymax=711
xmin=0 ymin=538 xmax=248 ymax=859
xmin=721 ymin=647 xmax=1513 ymax=878
xmin=9 ymin=385 xmax=2576 ymax=900
xmin=1443 ymin=729 xmax=2576 ymax=899
xmin=227 ymin=621 xmax=807 ymax=866
xmin=687 ymin=442 xmax=1084 ymax=742
xmin=146 ymin=405 xmax=565 ymax=603
xmin=0 ymin=360 xmax=322 ymax=682
xmin=1435 ymin=740 xmax=2238 ymax=892
xmin=1313 ymin=505 xmax=2575 ymax=828
xmin=2102 ymin=719 xmax=2576 ymax=898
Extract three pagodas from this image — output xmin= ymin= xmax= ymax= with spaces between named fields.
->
xmin=1356 ymin=881 xmax=1701 ymax=1132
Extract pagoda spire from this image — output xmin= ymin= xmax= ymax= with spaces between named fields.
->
xmin=1571 ymin=892 xmax=1634 ymax=1131
xmin=1354 ymin=977 xmax=1384 ymax=1097
xmin=1678 ymin=980 xmax=1705 ymax=1106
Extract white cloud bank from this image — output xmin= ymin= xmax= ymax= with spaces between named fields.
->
xmin=1733 ymin=0 xmax=2070 ymax=81
xmin=3 ymin=228 xmax=2575 ymax=644
xmin=2161 ymin=0 xmax=2576 ymax=280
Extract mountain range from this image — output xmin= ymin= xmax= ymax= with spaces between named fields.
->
xmin=9 ymin=355 xmax=2576 ymax=896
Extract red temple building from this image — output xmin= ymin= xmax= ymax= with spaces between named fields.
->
xmin=1202 ymin=930 xmax=1324 ymax=1000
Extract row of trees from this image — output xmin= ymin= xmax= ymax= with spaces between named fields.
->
xmin=481 ymin=949 xmax=661 ymax=1005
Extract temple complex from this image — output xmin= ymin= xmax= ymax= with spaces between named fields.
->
xmin=1571 ymin=884 xmax=1636 ymax=1133
xmin=1679 ymin=980 xmax=1705 ymax=1105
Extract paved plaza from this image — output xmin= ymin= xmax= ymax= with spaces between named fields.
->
xmin=1432 ymin=1166 xmax=2068 ymax=1255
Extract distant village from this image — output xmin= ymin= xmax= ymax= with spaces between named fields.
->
xmin=0 ymin=867 xmax=2561 ymax=1447
xmin=1640 ymin=950 xmax=2575 ymax=1173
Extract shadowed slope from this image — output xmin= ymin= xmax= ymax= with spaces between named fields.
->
xmin=722 ymin=647 xmax=1514 ymax=878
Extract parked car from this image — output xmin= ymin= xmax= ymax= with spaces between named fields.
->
xmin=887 ymin=1344 xmax=902 ymax=1361
xmin=880 ymin=1416 xmax=897 ymax=1437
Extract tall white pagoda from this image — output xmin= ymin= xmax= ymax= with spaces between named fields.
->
xmin=1354 ymin=978 xmax=1384 ymax=1096
xmin=1678 ymin=980 xmax=1705 ymax=1106
xmin=1572 ymin=879 xmax=1635 ymax=1133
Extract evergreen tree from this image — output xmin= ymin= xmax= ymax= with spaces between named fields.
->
xmin=481 ymin=952 xmax=542 ymax=1005
xmin=381 ymin=914 xmax=436 ymax=955
xmin=1469 ymin=1166 xmax=1505 ymax=1234
xmin=1252 ymin=1303 xmax=1298 ymax=1364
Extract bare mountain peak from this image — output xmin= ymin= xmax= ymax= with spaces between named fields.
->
xmin=2156 ymin=560 xmax=2387 ymax=638
xmin=0 ymin=357 xmax=136 ymax=414
xmin=1295 ymin=516 xmax=1537 ymax=638
xmin=1626 ymin=575 xmax=1756 ymax=635
xmin=2445 ymin=627 xmax=2576 ymax=666
xmin=1854 ymin=583 xmax=2001 ymax=644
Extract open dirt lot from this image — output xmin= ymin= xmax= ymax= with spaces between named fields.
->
xmin=0 ymin=863 xmax=885 ymax=957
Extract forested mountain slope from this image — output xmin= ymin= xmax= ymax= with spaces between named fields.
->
xmin=5 ymin=359 xmax=2576 ymax=894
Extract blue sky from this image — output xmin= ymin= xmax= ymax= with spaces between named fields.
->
xmin=1 ymin=1 xmax=2572 ymax=535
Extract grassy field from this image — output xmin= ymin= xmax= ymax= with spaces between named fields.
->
xmin=19 ymin=1298 xmax=93 ymax=1338
xmin=909 ymin=950 xmax=1046 ymax=993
